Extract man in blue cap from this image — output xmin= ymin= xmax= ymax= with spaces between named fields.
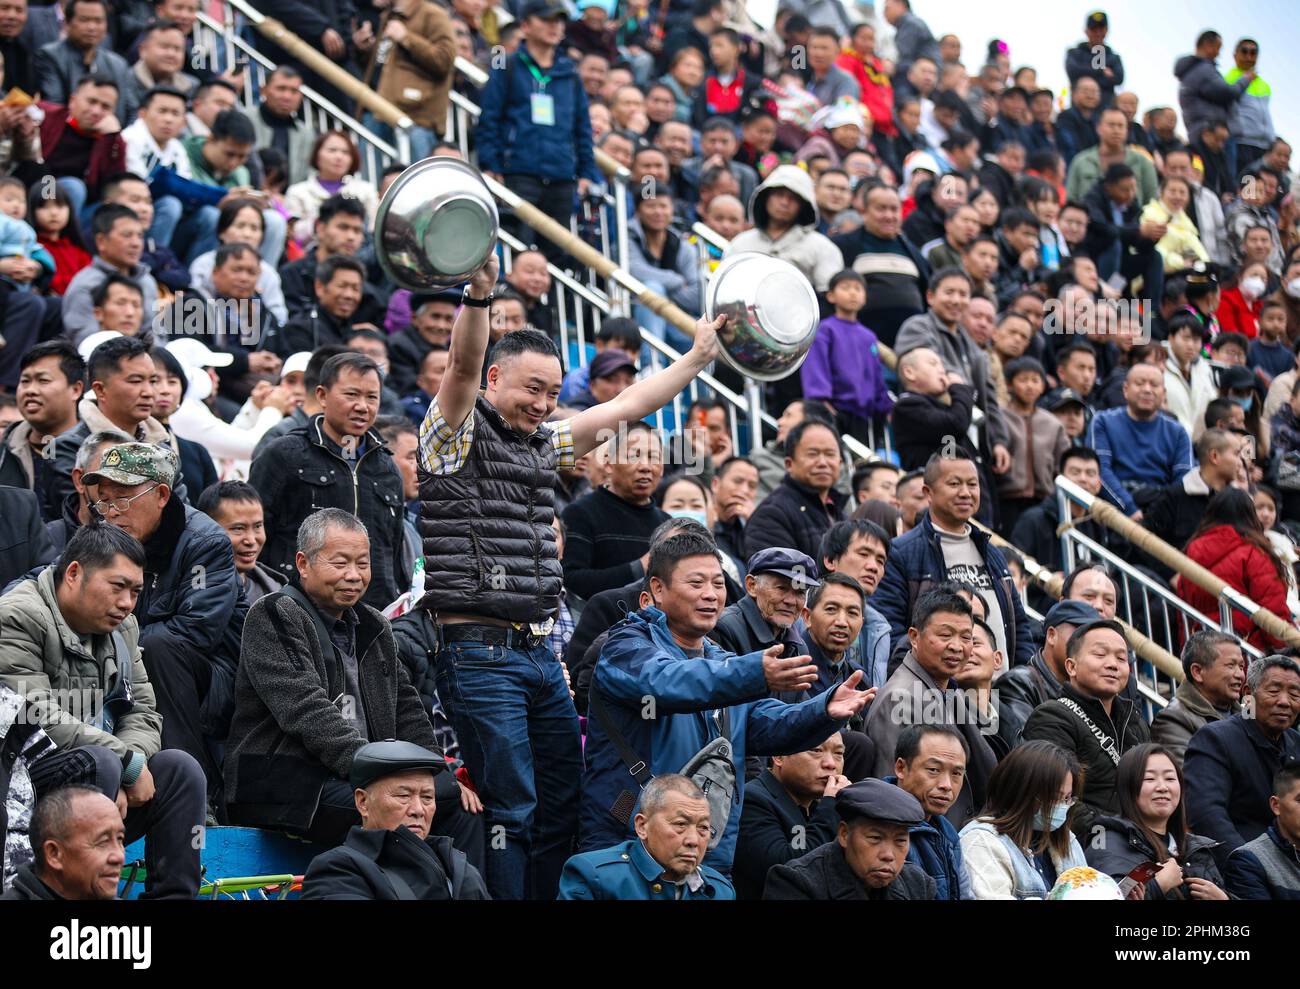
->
xmin=302 ymin=740 xmax=489 ymax=900
xmin=558 ymin=775 xmax=733 ymax=900
xmin=711 ymin=547 xmax=817 ymax=659
xmin=763 ymin=777 xmax=936 ymax=899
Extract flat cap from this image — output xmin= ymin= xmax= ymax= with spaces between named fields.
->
xmin=349 ymin=740 xmax=443 ymax=789
xmin=836 ymin=778 xmax=925 ymax=826
xmin=1043 ymin=598 xmax=1101 ymax=630
xmin=746 ymin=547 xmax=820 ymax=588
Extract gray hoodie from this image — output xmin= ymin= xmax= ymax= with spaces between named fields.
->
xmin=727 ymin=165 xmax=843 ymax=292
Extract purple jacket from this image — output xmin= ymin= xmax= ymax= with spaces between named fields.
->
xmin=800 ymin=316 xmax=894 ymax=422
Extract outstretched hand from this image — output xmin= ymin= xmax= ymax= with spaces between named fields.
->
xmin=826 ymin=671 xmax=876 ymax=721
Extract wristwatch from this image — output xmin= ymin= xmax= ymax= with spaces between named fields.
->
xmin=462 ymin=287 xmax=493 ymax=309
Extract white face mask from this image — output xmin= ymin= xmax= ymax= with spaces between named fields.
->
xmin=1287 ymin=277 xmax=1300 ymax=299
xmin=1241 ymin=275 xmax=1267 ymax=300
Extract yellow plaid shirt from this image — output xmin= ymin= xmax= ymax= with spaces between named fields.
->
xmin=418 ymin=396 xmax=576 ymax=475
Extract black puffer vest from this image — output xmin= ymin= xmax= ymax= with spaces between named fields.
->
xmin=418 ymin=395 xmax=562 ymax=623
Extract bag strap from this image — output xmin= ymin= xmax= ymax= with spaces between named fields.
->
xmin=1053 ymin=696 xmax=1122 ymax=766
xmin=588 ymin=689 xmax=653 ymax=787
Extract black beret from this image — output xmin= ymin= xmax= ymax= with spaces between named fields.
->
xmin=835 ymin=778 xmax=925 ymax=826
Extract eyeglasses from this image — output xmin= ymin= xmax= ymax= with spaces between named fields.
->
xmin=91 ymin=484 xmax=159 ymax=516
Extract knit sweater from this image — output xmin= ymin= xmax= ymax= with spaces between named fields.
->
xmin=1087 ymin=407 xmax=1195 ymax=515
xmin=560 ymin=487 xmax=670 ymax=600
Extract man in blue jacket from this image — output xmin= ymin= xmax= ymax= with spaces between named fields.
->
xmin=870 ymin=452 xmax=1035 ymax=668
xmin=888 ymin=724 xmax=972 ymax=899
xmin=559 ymin=775 xmax=734 ymax=900
xmin=580 ymin=530 xmax=874 ymax=873
xmin=477 ymin=0 xmax=598 ymax=264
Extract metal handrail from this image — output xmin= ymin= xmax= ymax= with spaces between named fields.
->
xmin=1054 ymin=474 xmax=1300 ymax=650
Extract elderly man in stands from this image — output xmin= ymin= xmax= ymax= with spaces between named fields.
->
xmin=302 ymin=740 xmax=489 ymax=900
xmin=1 ymin=787 xmax=126 ymax=901
xmin=763 ymin=777 xmax=937 ymax=900
xmin=224 ymin=509 xmax=481 ymax=857
xmin=1185 ymin=654 xmax=1300 ymax=867
xmin=0 ymin=524 xmax=205 ymax=898
xmin=82 ymin=442 xmax=244 ymax=790
xmin=560 ymin=775 xmax=735 ymax=900
xmin=1151 ymin=630 xmax=1246 ymax=767
xmin=710 ymin=547 xmax=814 ymax=659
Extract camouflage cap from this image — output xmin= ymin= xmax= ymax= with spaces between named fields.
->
xmin=82 ymin=443 xmax=178 ymax=488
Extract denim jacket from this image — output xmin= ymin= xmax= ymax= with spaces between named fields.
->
xmin=958 ymin=818 xmax=1087 ymax=899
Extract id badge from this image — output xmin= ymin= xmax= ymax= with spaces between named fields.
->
xmin=530 ymin=91 xmax=556 ymax=126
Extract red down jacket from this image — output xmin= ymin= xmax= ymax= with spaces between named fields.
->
xmin=1177 ymin=524 xmax=1292 ymax=651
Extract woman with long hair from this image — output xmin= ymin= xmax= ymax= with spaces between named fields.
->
xmin=1085 ymin=743 xmax=1229 ymax=900
xmin=1176 ymin=486 xmax=1294 ymax=650
xmin=959 ymin=740 xmax=1089 ymax=899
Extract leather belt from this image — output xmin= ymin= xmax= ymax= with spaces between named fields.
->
xmin=435 ymin=623 xmax=544 ymax=649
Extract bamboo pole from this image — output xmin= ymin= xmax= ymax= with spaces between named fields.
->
xmin=1081 ymin=496 xmax=1300 ymax=649
xmin=252 ymin=17 xmax=414 ymax=129
xmin=485 ymin=177 xmax=703 ymax=339
xmin=973 ymin=521 xmax=1185 ymax=681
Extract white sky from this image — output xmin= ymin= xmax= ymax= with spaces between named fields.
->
xmin=870 ymin=0 xmax=1300 ymax=153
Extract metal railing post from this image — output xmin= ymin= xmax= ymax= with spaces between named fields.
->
xmin=745 ymin=380 xmax=764 ymax=456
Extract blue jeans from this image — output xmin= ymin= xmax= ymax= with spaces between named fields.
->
xmin=152 ymin=194 xmax=183 ymax=250
xmin=434 ymin=637 xmax=581 ymax=900
xmin=362 ymin=112 xmax=443 ymax=163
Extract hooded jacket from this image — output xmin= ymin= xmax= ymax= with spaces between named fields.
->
xmin=1177 ymin=524 xmax=1291 ymax=651
xmin=1225 ymin=67 xmax=1274 ymax=148
xmin=727 ymin=166 xmax=843 ymax=293
xmin=46 ymin=394 xmax=192 ymax=521
xmin=1176 ymin=54 xmax=1252 ymax=141
xmin=580 ymin=606 xmax=848 ymax=873
xmin=1021 ymin=683 xmax=1150 ymax=839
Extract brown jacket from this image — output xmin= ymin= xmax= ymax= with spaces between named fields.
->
xmin=362 ymin=1 xmax=457 ymax=133
xmin=999 ymin=406 xmax=1070 ymax=501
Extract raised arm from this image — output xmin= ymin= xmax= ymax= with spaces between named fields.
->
xmin=569 ymin=313 xmax=725 ymax=457
xmin=435 ymin=254 xmax=499 ymax=433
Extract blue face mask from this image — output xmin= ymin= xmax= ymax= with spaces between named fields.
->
xmin=1033 ymin=801 xmax=1071 ymax=833
xmin=669 ymin=510 xmax=709 ymax=527
xmin=1232 ymin=395 xmax=1254 ymax=411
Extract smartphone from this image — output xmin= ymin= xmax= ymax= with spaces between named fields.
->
xmin=233 ymin=52 xmax=250 ymax=72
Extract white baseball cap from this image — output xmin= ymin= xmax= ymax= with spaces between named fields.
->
xmin=78 ymin=330 xmax=124 ymax=361
xmin=281 ymin=351 xmax=312 ymax=378
xmin=166 ymin=337 xmax=235 ymax=369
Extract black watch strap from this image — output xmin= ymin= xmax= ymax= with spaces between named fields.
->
xmin=462 ymin=288 xmax=493 ymax=308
